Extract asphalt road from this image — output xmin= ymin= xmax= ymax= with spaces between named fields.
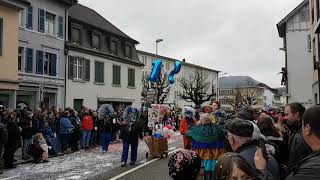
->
xmin=90 ymin=136 xmax=183 ymax=180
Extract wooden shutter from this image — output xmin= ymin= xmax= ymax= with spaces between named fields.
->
xmin=38 ymin=9 xmax=45 ymax=33
xmin=84 ymin=59 xmax=90 ymax=81
xmin=27 ymin=6 xmax=33 ymax=29
xmin=25 ymin=48 xmax=33 ymax=73
xmin=68 ymin=56 xmax=74 ymax=79
xmin=95 ymin=61 xmax=104 ymax=83
xmin=50 ymin=54 xmax=57 ymax=76
xmin=36 ymin=50 xmax=43 ymax=74
xmin=58 ymin=16 xmax=63 ymax=38
xmin=113 ymin=65 xmax=120 ymax=85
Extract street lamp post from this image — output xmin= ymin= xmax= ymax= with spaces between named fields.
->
xmin=155 ymin=39 xmax=163 ymax=104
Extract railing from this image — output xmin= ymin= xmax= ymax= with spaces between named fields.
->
xmin=18 ymin=72 xmax=64 ymax=85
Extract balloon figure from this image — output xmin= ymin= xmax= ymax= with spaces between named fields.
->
xmin=168 ymin=61 xmax=182 ymax=84
xmin=149 ymin=59 xmax=163 ymax=83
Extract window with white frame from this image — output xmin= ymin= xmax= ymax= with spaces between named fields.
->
xmin=19 ymin=10 xmax=26 ymax=27
xmin=74 ymin=58 xmax=84 ymax=80
xmin=45 ymin=12 xmax=55 ymax=36
xmin=18 ymin=47 xmax=24 ymax=71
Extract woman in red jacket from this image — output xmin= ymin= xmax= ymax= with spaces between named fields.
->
xmin=80 ymin=108 xmax=93 ymax=150
xmin=180 ymin=107 xmax=197 ymax=149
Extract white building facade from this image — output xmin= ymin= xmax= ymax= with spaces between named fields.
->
xmin=65 ymin=4 xmax=143 ymax=111
xmin=137 ymin=50 xmax=219 ymax=108
xmin=277 ymin=0 xmax=314 ymax=107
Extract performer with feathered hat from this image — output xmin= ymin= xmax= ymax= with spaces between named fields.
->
xmin=97 ymin=104 xmax=114 ymax=153
xmin=120 ymin=106 xmax=143 ymax=167
xmin=180 ymin=106 xmax=197 ymax=149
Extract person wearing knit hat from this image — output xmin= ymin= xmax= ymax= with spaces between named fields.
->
xmin=226 ymin=119 xmax=280 ymax=180
xmin=168 ymin=149 xmax=204 ymax=180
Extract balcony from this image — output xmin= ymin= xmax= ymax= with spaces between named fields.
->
xmin=18 ymin=72 xmax=64 ymax=86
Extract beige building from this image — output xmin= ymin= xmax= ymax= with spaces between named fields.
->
xmin=0 ymin=0 xmax=29 ymax=109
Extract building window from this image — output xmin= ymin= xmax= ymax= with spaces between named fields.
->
xmin=45 ymin=12 xmax=55 ymax=36
xmin=25 ymin=48 xmax=33 ymax=73
xmin=124 ymin=45 xmax=131 ymax=58
xmin=71 ymin=27 xmax=80 ymax=43
xmin=26 ymin=6 xmax=33 ymax=29
xmin=95 ymin=61 xmax=104 ymax=83
xmin=18 ymin=47 xmax=24 ymax=71
xmin=44 ymin=52 xmax=57 ymax=76
xmin=113 ymin=65 xmax=121 ymax=85
xmin=92 ymin=34 xmax=100 ymax=49
xmin=19 ymin=10 xmax=26 ymax=27
xmin=128 ymin=68 xmax=135 ymax=87
xmin=141 ymin=56 xmax=147 ymax=65
xmin=0 ymin=18 xmax=2 ymax=56
xmin=68 ymin=56 xmax=90 ymax=81
xmin=110 ymin=40 xmax=117 ymax=54
xmin=73 ymin=99 xmax=83 ymax=112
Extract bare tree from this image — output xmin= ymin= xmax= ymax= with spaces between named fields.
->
xmin=224 ymin=83 xmax=258 ymax=112
xmin=141 ymin=71 xmax=171 ymax=104
xmin=178 ymin=69 xmax=214 ymax=106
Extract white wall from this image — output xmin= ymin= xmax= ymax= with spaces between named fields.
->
xmin=66 ymin=50 xmax=142 ymax=110
xmin=263 ymin=89 xmax=274 ymax=107
xmin=286 ymin=30 xmax=314 ymax=107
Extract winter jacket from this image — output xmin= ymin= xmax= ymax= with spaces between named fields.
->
xmin=212 ymin=109 xmax=227 ymax=124
xmin=287 ymin=133 xmax=312 ymax=174
xmin=70 ymin=116 xmax=81 ymax=137
xmin=59 ymin=117 xmax=75 ymax=135
xmin=81 ymin=115 xmax=93 ymax=131
xmin=98 ymin=118 xmax=113 ymax=133
xmin=265 ymin=135 xmax=289 ymax=166
xmin=5 ymin=121 xmax=21 ymax=149
xmin=20 ymin=119 xmax=33 ymax=139
xmin=45 ymin=116 xmax=57 ymax=133
xmin=40 ymin=126 xmax=54 ymax=139
xmin=286 ymin=150 xmax=320 ymax=180
xmin=0 ymin=122 xmax=8 ymax=146
xmin=120 ymin=120 xmax=143 ymax=141
xmin=236 ymin=141 xmax=280 ymax=180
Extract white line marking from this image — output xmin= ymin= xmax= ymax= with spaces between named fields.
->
xmin=139 ymin=159 xmax=147 ymax=164
xmin=109 ymin=148 xmax=182 ymax=180
xmin=1 ymin=176 xmax=21 ymax=180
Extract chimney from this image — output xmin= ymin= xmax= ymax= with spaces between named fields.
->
xmin=182 ymin=59 xmax=186 ymax=62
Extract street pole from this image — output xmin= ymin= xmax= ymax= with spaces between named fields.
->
xmin=155 ymin=39 xmax=163 ymax=104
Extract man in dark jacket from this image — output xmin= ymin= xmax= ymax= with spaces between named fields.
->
xmin=3 ymin=112 xmax=21 ymax=169
xmin=20 ymin=112 xmax=33 ymax=160
xmin=286 ymin=105 xmax=320 ymax=180
xmin=0 ymin=121 xmax=8 ymax=174
xmin=284 ymin=103 xmax=312 ymax=172
xmin=226 ymin=119 xmax=280 ymax=180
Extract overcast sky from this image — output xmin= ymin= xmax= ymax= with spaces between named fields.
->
xmin=78 ymin=0 xmax=303 ymax=88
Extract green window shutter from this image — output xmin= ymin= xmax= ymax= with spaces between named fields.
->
xmin=0 ymin=18 xmax=3 ymax=56
xmin=68 ymin=56 xmax=74 ymax=79
xmin=84 ymin=59 xmax=90 ymax=81
xmin=112 ymin=65 xmax=116 ymax=84
xmin=95 ymin=61 xmax=104 ymax=83
xmin=113 ymin=65 xmax=121 ymax=85
xmin=128 ymin=68 xmax=135 ymax=87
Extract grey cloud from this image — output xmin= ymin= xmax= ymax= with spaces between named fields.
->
xmin=78 ymin=0 xmax=304 ymax=87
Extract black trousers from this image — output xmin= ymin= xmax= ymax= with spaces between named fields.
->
xmin=3 ymin=146 xmax=17 ymax=168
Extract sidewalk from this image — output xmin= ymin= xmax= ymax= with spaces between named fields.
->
xmin=13 ymin=139 xmax=122 ymax=165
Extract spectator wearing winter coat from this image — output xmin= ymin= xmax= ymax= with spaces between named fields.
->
xmin=257 ymin=115 xmax=289 ymax=166
xmin=226 ymin=119 xmax=280 ymax=180
xmin=90 ymin=111 xmax=98 ymax=147
xmin=284 ymin=103 xmax=312 ymax=173
xmin=286 ymin=105 xmax=320 ymax=180
xmin=59 ymin=111 xmax=74 ymax=153
xmin=20 ymin=112 xmax=33 ymax=160
xmin=69 ymin=111 xmax=81 ymax=152
xmin=98 ymin=116 xmax=113 ymax=153
xmin=3 ymin=112 xmax=21 ymax=169
xmin=211 ymin=101 xmax=227 ymax=125
xmin=33 ymin=133 xmax=49 ymax=162
xmin=80 ymin=109 xmax=93 ymax=149
xmin=40 ymin=122 xmax=54 ymax=140
xmin=45 ymin=110 xmax=57 ymax=134
xmin=0 ymin=121 xmax=8 ymax=174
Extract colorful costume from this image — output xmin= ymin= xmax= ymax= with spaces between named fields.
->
xmin=180 ymin=107 xmax=197 ymax=149
xmin=186 ymin=122 xmax=225 ymax=176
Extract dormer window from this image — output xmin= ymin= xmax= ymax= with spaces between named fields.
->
xmin=71 ymin=27 xmax=80 ymax=44
xmin=110 ymin=40 xmax=118 ymax=54
xmin=124 ymin=44 xmax=131 ymax=58
xmin=92 ymin=34 xmax=100 ymax=49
